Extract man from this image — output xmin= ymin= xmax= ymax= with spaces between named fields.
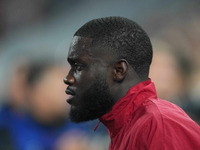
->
xmin=64 ymin=16 xmax=200 ymax=150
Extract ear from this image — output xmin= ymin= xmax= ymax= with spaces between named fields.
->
xmin=113 ymin=59 xmax=128 ymax=82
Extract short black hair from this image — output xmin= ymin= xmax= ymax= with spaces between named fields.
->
xmin=74 ymin=16 xmax=153 ymax=79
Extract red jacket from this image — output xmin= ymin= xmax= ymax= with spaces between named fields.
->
xmin=100 ymin=79 xmax=200 ymax=150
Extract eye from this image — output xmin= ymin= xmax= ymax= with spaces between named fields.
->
xmin=73 ymin=63 xmax=83 ymax=72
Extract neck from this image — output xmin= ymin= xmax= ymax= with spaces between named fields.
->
xmin=100 ymin=78 xmax=156 ymax=137
xmin=110 ymin=65 xmax=148 ymax=105
xmin=111 ymin=78 xmax=147 ymax=104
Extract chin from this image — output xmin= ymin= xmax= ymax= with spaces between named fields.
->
xmin=69 ymin=105 xmax=103 ymax=123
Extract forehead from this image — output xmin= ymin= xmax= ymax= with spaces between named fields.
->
xmin=68 ymin=36 xmax=93 ymax=60
xmin=68 ymin=36 xmax=115 ymax=64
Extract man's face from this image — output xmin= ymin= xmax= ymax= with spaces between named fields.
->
xmin=64 ymin=36 xmax=115 ymax=122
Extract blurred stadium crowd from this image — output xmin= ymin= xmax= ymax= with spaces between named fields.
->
xmin=0 ymin=0 xmax=200 ymax=150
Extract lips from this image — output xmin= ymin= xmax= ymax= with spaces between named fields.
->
xmin=65 ymin=87 xmax=76 ymax=105
xmin=65 ymin=87 xmax=75 ymax=96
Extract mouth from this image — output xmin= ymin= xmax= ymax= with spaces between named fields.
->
xmin=65 ymin=87 xmax=75 ymax=96
xmin=65 ymin=87 xmax=76 ymax=105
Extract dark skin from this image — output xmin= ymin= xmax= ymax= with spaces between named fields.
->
xmin=64 ymin=36 xmax=143 ymax=122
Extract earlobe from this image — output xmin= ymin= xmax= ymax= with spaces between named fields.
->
xmin=113 ymin=59 xmax=128 ymax=82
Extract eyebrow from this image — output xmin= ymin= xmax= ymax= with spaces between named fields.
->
xmin=67 ymin=57 xmax=77 ymax=64
xmin=67 ymin=56 xmax=87 ymax=65
xmin=67 ymin=49 xmax=93 ymax=65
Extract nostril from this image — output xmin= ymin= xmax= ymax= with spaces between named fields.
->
xmin=63 ymin=76 xmax=74 ymax=86
xmin=63 ymin=77 xmax=67 ymax=84
xmin=63 ymin=77 xmax=69 ymax=85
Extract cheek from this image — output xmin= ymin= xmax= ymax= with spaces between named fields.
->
xmin=73 ymin=71 xmax=83 ymax=83
xmin=74 ymin=69 xmax=96 ymax=88
xmin=106 ymin=67 xmax=115 ymax=87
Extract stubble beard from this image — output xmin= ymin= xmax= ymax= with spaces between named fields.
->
xmin=69 ymin=76 xmax=115 ymax=123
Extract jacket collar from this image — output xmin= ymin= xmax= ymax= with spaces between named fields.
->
xmin=99 ymin=78 xmax=157 ymax=137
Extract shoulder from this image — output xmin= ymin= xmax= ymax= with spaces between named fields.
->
xmin=127 ymin=98 xmax=200 ymax=149
xmin=140 ymin=98 xmax=200 ymax=137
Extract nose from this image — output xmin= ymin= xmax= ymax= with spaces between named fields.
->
xmin=63 ymin=72 xmax=75 ymax=86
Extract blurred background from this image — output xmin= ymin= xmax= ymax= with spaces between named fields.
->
xmin=0 ymin=0 xmax=200 ymax=150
